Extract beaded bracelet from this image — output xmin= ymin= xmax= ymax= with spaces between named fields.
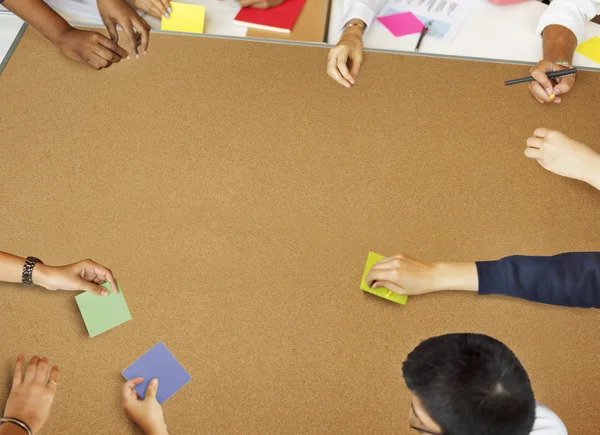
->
xmin=554 ymin=60 xmax=572 ymax=69
xmin=0 ymin=418 xmax=33 ymax=435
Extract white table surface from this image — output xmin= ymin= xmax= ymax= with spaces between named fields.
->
xmin=0 ymin=12 xmax=25 ymax=74
xmin=328 ymin=0 xmax=600 ymax=69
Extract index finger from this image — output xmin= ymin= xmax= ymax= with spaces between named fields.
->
xmin=553 ymin=75 xmax=576 ymax=95
xmin=530 ymin=69 xmax=554 ymax=96
xmin=98 ymin=36 xmax=129 ymax=60
xmin=12 ymin=354 xmax=24 ymax=388
xmin=122 ymin=377 xmax=144 ymax=399
xmin=529 ymin=81 xmax=552 ymax=104
xmin=132 ymin=18 xmax=150 ymax=55
xmin=336 ymin=53 xmax=355 ymax=85
xmin=119 ymin=21 xmax=139 ymax=58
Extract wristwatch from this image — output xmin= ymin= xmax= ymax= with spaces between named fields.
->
xmin=22 ymin=256 xmax=43 ymax=285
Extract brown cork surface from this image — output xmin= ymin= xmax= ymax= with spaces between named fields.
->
xmin=246 ymin=0 xmax=330 ymax=42
xmin=1 ymin=28 xmax=599 ymax=435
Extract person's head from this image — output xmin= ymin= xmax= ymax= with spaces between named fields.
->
xmin=402 ymin=333 xmax=536 ymax=435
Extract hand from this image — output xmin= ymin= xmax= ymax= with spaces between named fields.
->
xmin=97 ymin=0 xmax=150 ymax=58
xmin=55 ymin=27 xmax=129 ymax=70
xmin=130 ymin=0 xmax=171 ymax=20
xmin=3 ymin=355 xmax=60 ymax=434
xmin=365 ymin=254 xmax=440 ymax=296
xmin=327 ymin=26 xmax=363 ymax=88
xmin=365 ymin=254 xmax=478 ymax=296
xmin=525 ymin=128 xmax=600 ymax=184
xmin=528 ymin=60 xmax=576 ymax=104
xmin=238 ymin=0 xmax=285 ymax=8
xmin=122 ymin=378 xmax=169 ymax=435
xmin=32 ymin=259 xmax=118 ymax=296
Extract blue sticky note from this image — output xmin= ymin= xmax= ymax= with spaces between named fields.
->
xmin=122 ymin=342 xmax=191 ymax=404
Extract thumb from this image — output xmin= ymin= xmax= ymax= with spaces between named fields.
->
xmin=104 ymin=19 xmax=119 ymax=43
xmin=145 ymin=378 xmax=159 ymax=401
xmin=78 ymin=279 xmax=109 ymax=296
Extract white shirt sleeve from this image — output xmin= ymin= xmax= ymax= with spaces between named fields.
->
xmin=531 ymin=402 xmax=568 ymax=435
xmin=536 ymin=0 xmax=600 ymax=45
xmin=341 ymin=0 xmax=388 ymax=30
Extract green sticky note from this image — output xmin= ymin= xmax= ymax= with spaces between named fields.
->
xmin=360 ymin=252 xmax=408 ymax=305
xmin=576 ymin=36 xmax=600 ymax=64
xmin=75 ymin=280 xmax=132 ymax=338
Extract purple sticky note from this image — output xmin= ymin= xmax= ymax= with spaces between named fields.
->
xmin=377 ymin=12 xmax=424 ymax=37
xmin=122 ymin=342 xmax=191 ymax=404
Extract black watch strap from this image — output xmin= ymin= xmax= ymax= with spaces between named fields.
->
xmin=22 ymin=257 xmax=43 ymax=285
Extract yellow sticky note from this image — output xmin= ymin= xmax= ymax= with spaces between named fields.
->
xmin=360 ymin=251 xmax=408 ymax=305
xmin=576 ymin=36 xmax=600 ymax=64
xmin=161 ymin=2 xmax=205 ymax=34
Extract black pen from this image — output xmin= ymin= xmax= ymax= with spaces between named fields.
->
xmin=415 ymin=22 xmax=431 ymax=52
xmin=504 ymin=68 xmax=578 ymax=86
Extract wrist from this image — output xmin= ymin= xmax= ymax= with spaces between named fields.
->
xmin=542 ymin=25 xmax=576 ymax=64
xmin=31 ymin=264 xmax=52 ymax=289
xmin=432 ymin=262 xmax=478 ymax=292
xmin=52 ymin=24 xmax=75 ymax=46
xmin=343 ymin=19 xmax=366 ymax=36
xmin=144 ymin=423 xmax=169 ymax=435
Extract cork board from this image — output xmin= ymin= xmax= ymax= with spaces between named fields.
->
xmin=1 ymin=28 xmax=599 ymax=435
xmin=246 ymin=0 xmax=331 ymax=42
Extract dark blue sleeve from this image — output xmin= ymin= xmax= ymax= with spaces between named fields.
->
xmin=476 ymin=252 xmax=600 ymax=308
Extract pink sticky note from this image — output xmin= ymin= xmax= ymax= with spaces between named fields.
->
xmin=377 ymin=12 xmax=424 ymax=37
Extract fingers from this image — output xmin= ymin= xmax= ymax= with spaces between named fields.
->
xmin=553 ymin=74 xmax=576 ymax=96
xmin=530 ymin=68 xmax=554 ymax=97
xmin=533 ymin=127 xmax=551 ymax=139
xmin=92 ymin=43 xmax=122 ymax=66
xmin=79 ymin=259 xmax=118 ymax=294
xmin=327 ymin=50 xmax=352 ymax=88
xmin=46 ymin=365 xmax=60 ymax=392
xmin=120 ymin=22 xmax=140 ymax=59
xmin=524 ymin=147 xmax=542 ymax=159
xmin=122 ymin=377 xmax=144 ymax=401
xmin=24 ymin=356 xmax=40 ymax=383
xmin=528 ymin=81 xmax=552 ymax=104
xmin=103 ymin=18 xmax=119 ymax=43
xmin=371 ymin=280 xmax=407 ymax=295
xmin=154 ymin=0 xmax=169 ymax=18
xmin=145 ymin=378 xmax=159 ymax=400
xmin=132 ymin=18 xmax=150 ymax=55
xmin=336 ymin=52 xmax=355 ymax=86
xmin=12 ymin=354 xmax=24 ymax=388
xmin=349 ymin=52 xmax=363 ymax=79
xmin=526 ymin=136 xmax=545 ymax=149
xmin=35 ymin=357 xmax=49 ymax=384
xmin=97 ymin=31 xmax=130 ymax=60
xmin=78 ymin=279 xmax=109 ymax=296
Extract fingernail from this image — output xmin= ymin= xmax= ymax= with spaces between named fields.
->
xmin=127 ymin=55 xmax=131 ymax=60
xmin=135 ymin=54 xmax=140 ymax=59
xmin=101 ymin=289 xmax=108 ymax=296
xmin=554 ymin=88 xmax=560 ymax=95
xmin=554 ymin=98 xmax=561 ymax=104
xmin=152 ymin=378 xmax=158 ymax=386
xmin=167 ymin=6 xmax=172 ymax=12
xmin=344 ymin=83 xmax=350 ymax=88
xmin=164 ymin=12 xmax=170 ymax=18
xmin=546 ymin=87 xmax=552 ymax=95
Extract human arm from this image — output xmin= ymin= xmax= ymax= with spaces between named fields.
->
xmin=238 ymin=0 xmax=285 ymax=8
xmin=1 ymin=355 xmax=60 ymax=435
xmin=0 ymin=251 xmax=118 ymax=295
xmin=365 ymin=252 xmax=600 ymax=308
xmin=1 ymin=0 xmax=129 ymax=69
xmin=122 ymin=378 xmax=169 ymax=435
xmin=525 ymin=128 xmax=600 ymax=191
xmin=327 ymin=0 xmax=386 ymax=87
xmin=529 ymin=0 xmax=600 ymax=103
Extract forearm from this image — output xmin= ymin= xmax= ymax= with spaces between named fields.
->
xmin=0 ymin=251 xmax=49 ymax=287
xmin=542 ymin=25 xmax=577 ymax=64
xmin=582 ymin=154 xmax=600 ymax=191
xmin=2 ymin=0 xmax=71 ymax=44
xmin=432 ymin=263 xmax=479 ymax=292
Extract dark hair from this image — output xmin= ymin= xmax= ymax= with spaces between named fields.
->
xmin=402 ymin=333 xmax=536 ymax=435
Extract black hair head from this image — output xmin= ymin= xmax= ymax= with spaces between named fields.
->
xmin=402 ymin=333 xmax=536 ymax=435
